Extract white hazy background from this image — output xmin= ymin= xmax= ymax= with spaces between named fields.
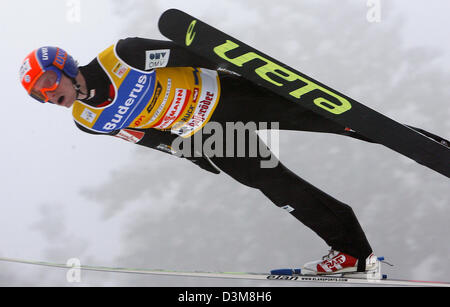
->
xmin=0 ymin=0 xmax=449 ymax=286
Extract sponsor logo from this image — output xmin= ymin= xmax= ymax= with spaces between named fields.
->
xmin=192 ymin=87 xmax=199 ymax=102
xmin=147 ymin=79 xmax=172 ymax=125
xmin=154 ymin=88 xmax=190 ymax=129
xmin=115 ymin=129 xmax=145 ymax=143
xmin=178 ymin=105 xmax=195 ymax=124
xmin=147 ymin=81 xmax=163 ymax=113
xmin=156 ymin=144 xmax=176 ymax=154
xmin=103 ymin=75 xmax=148 ymax=131
xmin=168 ymin=69 xmax=219 ymax=137
xmin=281 ymin=205 xmax=295 ymax=213
xmin=192 ymin=68 xmax=200 ymax=85
xmin=53 ymin=48 xmax=67 ymax=70
xmin=41 ymin=47 xmax=49 ymax=61
xmin=19 ymin=59 xmax=32 ymax=82
xmin=266 ymin=275 xmax=299 ymax=281
xmin=213 ymin=40 xmax=352 ymax=115
xmin=188 ymin=91 xmax=214 ymax=128
xmin=185 ymin=20 xmax=197 ymax=46
xmin=267 ymin=274 xmax=348 ymax=282
xmin=112 ymin=62 xmax=128 ymax=78
xmin=80 ymin=107 xmax=97 ymax=123
xmin=145 ymin=49 xmax=170 ymax=70
xmin=133 ymin=115 xmax=146 ymax=127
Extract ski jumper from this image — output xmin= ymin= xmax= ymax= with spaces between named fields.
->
xmin=75 ymin=37 xmax=374 ymax=267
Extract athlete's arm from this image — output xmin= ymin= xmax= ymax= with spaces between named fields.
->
xmin=74 ymin=123 xmax=220 ymax=174
xmin=115 ymin=37 xmax=219 ymax=70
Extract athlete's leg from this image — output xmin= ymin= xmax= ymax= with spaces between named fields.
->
xmin=206 ymin=128 xmax=373 ymax=264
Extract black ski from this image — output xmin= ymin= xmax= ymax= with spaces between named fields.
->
xmin=158 ymin=9 xmax=450 ymax=178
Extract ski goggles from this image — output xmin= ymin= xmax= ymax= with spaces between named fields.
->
xmin=28 ymin=67 xmax=62 ymax=103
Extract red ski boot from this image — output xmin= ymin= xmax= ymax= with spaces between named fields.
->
xmin=302 ymin=250 xmax=379 ymax=275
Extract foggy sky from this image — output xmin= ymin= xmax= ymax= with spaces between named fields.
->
xmin=1 ymin=0 xmax=449 ymax=286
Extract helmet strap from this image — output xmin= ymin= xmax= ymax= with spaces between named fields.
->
xmin=71 ymin=77 xmax=87 ymax=99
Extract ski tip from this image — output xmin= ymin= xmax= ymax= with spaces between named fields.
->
xmin=160 ymin=8 xmax=182 ymax=17
xmin=270 ymin=268 xmax=301 ymax=276
xmin=158 ymin=9 xmax=184 ymax=30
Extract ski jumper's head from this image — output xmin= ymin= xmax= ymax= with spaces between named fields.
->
xmin=19 ymin=46 xmax=80 ymax=106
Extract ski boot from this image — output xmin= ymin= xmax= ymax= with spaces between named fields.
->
xmin=301 ymin=250 xmax=383 ymax=279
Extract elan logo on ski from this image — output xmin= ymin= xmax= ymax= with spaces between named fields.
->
xmin=183 ymin=19 xmax=351 ymax=116
xmin=212 ymin=40 xmax=352 ymax=115
xmin=145 ymin=49 xmax=170 ymax=70
xmin=186 ymin=20 xmax=197 ymax=46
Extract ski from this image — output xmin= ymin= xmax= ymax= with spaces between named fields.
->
xmin=268 ymin=271 xmax=450 ymax=287
xmin=269 ymin=257 xmax=450 ymax=287
xmin=0 ymin=256 xmax=449 ymax=287
xmin=158 ymin=9 xmax=450 ymax=178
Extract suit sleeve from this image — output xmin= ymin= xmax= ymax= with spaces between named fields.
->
xmin=115 ymin=37 xmax=219 ymax=70
xmin=74 ymin=122 xmax=220 ymax=174
xmin=132 ymin=128 xmax=221 ymax=174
